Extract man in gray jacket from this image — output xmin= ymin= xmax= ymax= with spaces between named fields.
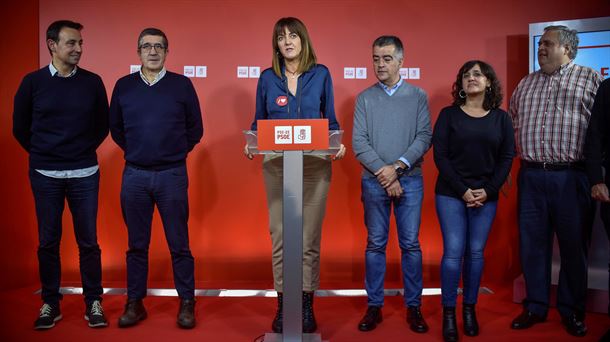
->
xmin=352 ymin=35 xmax=432 ymax=334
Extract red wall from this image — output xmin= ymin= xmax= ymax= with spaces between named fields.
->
xmin=2 ymin=0 xmax=609 ymax=291
xmin=1 ymin=0 xmax=40 ymax=290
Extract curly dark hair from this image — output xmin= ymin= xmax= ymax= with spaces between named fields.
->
xmin=451 ymin=60 xmax=503 ymax=110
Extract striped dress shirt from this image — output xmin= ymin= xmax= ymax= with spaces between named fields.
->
xmin=509 ymin=61 xmax=602 ymax=163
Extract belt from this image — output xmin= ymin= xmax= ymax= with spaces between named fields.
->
xmin=521 ymin=160 xmax=585 ymax=171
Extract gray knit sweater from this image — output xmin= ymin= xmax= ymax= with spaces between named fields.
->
xmin=352 ymin=81 xmax=432 ymax=178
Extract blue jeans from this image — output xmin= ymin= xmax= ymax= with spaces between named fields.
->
xmin=518 ymin=167 xmax=590 ymax=318
xmin=362 ymin=175 xmax=424 ymax=307
xmin=121 ymin=165 xmax=194 ymax=300
xmin=435 ymin=195 xmax=497 ymax=306
xmin=29 ymin=169 xmax=102 ymax=306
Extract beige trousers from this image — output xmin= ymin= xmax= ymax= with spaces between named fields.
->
xmin=262 ymin=155 xmax=331 ymax=292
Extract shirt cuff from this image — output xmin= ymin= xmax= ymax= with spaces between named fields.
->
xmin=399 ymin=157 xmax=411 ymax=169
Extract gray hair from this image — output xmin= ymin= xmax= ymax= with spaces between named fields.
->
xmin=544 ymin=25 xmax=579 ymax=59
xmin=372 ymin=35 xmax=404 ymax=60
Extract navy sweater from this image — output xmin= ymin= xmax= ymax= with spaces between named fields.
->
xmin=12 ymin=67 xmax=109 ymax=170
xmin=250 ymin=64 xmax=339 ymax=130
xmin=109 ymin=71 xmax=203 ymax=170
xmin=433 ymin=105 xmax=515 ymax=201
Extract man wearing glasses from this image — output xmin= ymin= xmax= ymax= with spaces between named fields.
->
xmin=109 ymin=28 xmax=203 ymax=329
xmin=13 ymin=19 xmax=109 ymax=330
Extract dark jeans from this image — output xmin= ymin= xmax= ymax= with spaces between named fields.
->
xmin=121 ymin=165 xmax=194 ymax=300
xmin=362 ymin=175 xmax=424 ymax=307
xmin=517 ymin=166 xmax=591 ymax=318
xmin=435 ymin=195 xmax=497 ymax=306
xmin=29 ymin=169 xmax=102 ymax=306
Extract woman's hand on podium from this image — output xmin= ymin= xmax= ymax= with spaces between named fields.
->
xmin=333 ymin=144 xmax=346 ymax=161
xmin=244 ymin=143 xmax=254 ymax=160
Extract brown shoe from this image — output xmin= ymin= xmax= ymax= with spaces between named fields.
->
xmin=118 ymin=299 xmax=147 ymax=328
xmin=177 ymin=298 xmax=196 ymax=329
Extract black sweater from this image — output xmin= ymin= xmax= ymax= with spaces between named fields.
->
xmin=12 ymin=67 xmax=109 ymax=170
xmin=109 ymin=71 xmax=203 ymax=170
xmin=432 ymin=105 xmax=515 ymax=201
xmin=584 ymin=78 xmax=610 ymax=185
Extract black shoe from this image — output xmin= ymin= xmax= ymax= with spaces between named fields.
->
xmin=462 ymin=303 xmax=478 ymax=336
xmin=510 ymin=309 xmax=545 ymax=330
xmin=302 ymin=291 xmax=317 ymax=333
xmin=85 ymin=300 xmax=108 ymax=328
xmin=442 ymin=306 xmax=458 ymax=342
xmin=358 ymin=306 xmax=382 ymax=331
xmin=118 ymin=299 xmax=147 ymax=328
xmin=34 ymin=303 xmax=62 ymax=330
xmin=177 ymin=298 xmax=196 ymax=329
xmin=561 ymin=314 xmax=587 ymax=337
xmin=272 ymin=293 xmax=283 ymax=333
xmin=407 ymin=306 xmax=429 ymax=333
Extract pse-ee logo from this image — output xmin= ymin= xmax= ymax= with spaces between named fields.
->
xmin=275 ymin=126 xmax=292 ymax=144
xmin=274 ymin=125 xmax=312 ymax=145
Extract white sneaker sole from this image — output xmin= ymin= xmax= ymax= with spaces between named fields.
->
xmin=85 ymin=315 xmax=109 ymax=328
xmin=34 ymin=314 xmax=63 ymax=330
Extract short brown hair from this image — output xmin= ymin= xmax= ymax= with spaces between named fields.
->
xmin=271 ymin=17 xmax=317 ymax=77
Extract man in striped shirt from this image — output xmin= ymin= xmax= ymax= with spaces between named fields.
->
xmin=509 ymin=25 xmax=602 ymax=337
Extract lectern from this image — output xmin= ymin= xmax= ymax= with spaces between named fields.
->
xmin=244 ymin=119 xmax=342 ymax=342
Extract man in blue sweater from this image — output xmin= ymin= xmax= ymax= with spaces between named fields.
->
xmin=352 ymin=36 xmax=432 ymax=334
xmin=13 ymin=20 xmax=109 ymax=330
xmin=110 ymin=28 xmax=203 ymax=329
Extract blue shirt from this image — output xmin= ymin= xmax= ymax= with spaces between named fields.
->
xmin=250 ymin=64 xmax=340 ymax=130
xmin=378 ymin=78 xmax=403 ymax=96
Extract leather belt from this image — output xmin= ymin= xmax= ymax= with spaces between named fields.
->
xmin=521 ymin=160 xmax=585 ymax=171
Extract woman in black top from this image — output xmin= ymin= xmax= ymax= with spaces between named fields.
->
xmin=432 ymin=60 xmax=514 ymax=342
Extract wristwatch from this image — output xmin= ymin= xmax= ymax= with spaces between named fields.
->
xmin=394 ymin=162 xmax=408 ymax=178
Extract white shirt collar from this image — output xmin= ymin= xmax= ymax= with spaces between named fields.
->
xmin=139 ymin=67 xmax=167 ymax=86
xmin=49 ymin=62 xmax=77 ymax=77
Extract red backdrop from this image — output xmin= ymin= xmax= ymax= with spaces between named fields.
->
xmin=2 ymin=0 xmax=610 ymax=291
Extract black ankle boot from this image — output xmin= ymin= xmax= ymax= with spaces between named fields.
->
xmin=272 ymin=293 xmax=283 ymax=333
xmin=463 ymin=303 xmax=479 ymax=336
xmin=302 ymin=291 xmax=317 ymax=333
xmin=443 ymin=306 xmax=458 ymax=342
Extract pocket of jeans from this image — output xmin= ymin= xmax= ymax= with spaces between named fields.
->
xmin=170 ymin=166 xmax=187 ymax=177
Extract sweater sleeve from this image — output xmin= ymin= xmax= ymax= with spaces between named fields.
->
xmin=352 ymin=94 xmax=385 ymax=173
xmin=109 ymin=80 xmax=126 ymax=150
xmin=12 ymin=74 xmax=33 ymax=152
xmin=93 ymin=75 xmax=110 ymax=149
xmin=483 ymin=111 xmax=515 ymax=198
xmin=401 ymin=89 xmax=432 ymax=165
xmin=584 ymin=79 xmax=610 ymax=185
xmin=184 ymin=78 xmax=203 ymax=152
xmin=432 ymin=107 xmax=468 ymax=196
xmin=250 ymin=75 xmax=268 ymax=131
xmin=321 ymin=67 xmax=340 ymax=130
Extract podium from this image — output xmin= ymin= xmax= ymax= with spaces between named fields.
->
xmin=244 ymin=119 xmax=342 ymax=342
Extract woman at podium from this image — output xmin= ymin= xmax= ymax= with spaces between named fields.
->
xmin=244 ymin=16 xmax=345 ymax=334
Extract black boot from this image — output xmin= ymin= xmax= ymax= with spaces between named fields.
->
xmin=462 ymin=304 xmax=479 ymax=336
xmin=302 ymin=291 xmax=317 ymax=333
xmin=443 ymin=306 xmax=458 ymax=342
xmin=272 ymin=293 xmax=283 ymax=333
